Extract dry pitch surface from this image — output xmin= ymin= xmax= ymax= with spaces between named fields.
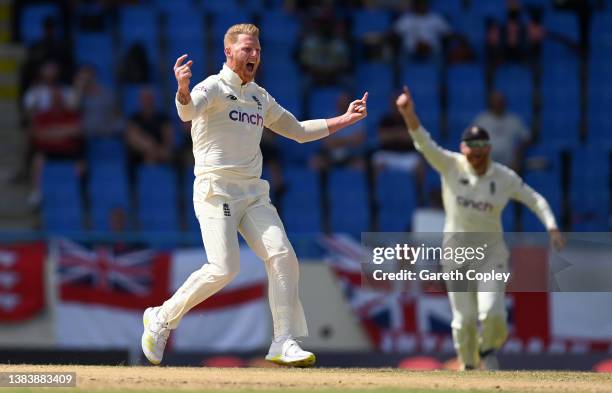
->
xmin=1 ymin=364 xmax=611 ymax=393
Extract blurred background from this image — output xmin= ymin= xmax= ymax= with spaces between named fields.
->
xmin=0 ymin=0 xmax=611 ymax=371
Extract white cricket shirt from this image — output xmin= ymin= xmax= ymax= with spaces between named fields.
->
xmin=176 ymin=64 xmax=286 ymax=180
xmin=411 ymin=126 xmax=558 ymax=232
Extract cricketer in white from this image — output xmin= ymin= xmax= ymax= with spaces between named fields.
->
xmin=395 ymin=86 xmax=565 ymax=370
xmin=141 ymin=24 xmax=368 ymax=367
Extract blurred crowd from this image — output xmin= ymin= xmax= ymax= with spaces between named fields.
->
xmin=13 ymin=0 xmax=604 ymax=233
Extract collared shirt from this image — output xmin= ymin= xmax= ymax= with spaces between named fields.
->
xmin=176 ymin=64 xmax=286 ymax=180
xmin=411 ymin=126 xmax=557 ymax=232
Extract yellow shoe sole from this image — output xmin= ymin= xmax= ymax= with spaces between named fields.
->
xmin=266 ymin=353 xmax=316 ymax=368
xmin=142 ymin=311 xmax=161 ymax=365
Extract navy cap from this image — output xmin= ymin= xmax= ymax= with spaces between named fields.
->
xmin=461 ymin=126 xmax=490 ymax=142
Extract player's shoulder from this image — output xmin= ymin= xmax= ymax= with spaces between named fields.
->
xmin=492 ymin=161 xmax=521 ymax=181
xmin=192 ymin=74 xmax=221 ymax=93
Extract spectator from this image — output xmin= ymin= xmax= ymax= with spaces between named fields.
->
xmin=125 ymin=87 xmax=174 ymax=171
xmin=393 ymin=0 xmax=451 ymax=61
xmin=23 ymin=61 xmax=77 ymax=123
xmin=21 ymin=16 xmax=75 ymax=92
xmin=298 ymin=14 xmax=352 ymax=88
xmin=472 ymin=91 xmax=531 ymax=171
xmin=73 ymin=65 xmax=124 ymax=138
xmin=310 ymin=92 xmax=367 ymax=232
xmin=485 ymin=0 xmax=545 ymax=66
xmin=370 ymin=95 xmax=426 ymax=205
xmin=29 ymin=87 xmax=85 ymax=205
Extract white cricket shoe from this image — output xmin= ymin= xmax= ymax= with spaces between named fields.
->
xmin=265 ymin=337 xmax=316 ymax=367
xmin=141 ymin=307 xmax=170 ymax=365
xmin=481 ymin=350 xmax=500 ymax=370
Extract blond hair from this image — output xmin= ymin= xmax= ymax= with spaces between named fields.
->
xmin=224 ymin=24 xmax=260 ymax=48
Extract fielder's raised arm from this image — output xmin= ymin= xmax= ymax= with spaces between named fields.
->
xmin=395 ymin=86 xmax=457 ymax=173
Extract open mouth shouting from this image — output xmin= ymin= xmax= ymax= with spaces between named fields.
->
xmin=246 ymin=62 xmax=255 ymax=72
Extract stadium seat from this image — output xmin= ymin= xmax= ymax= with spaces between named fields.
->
xmin=569 ymin=146 xmax=610 ymax=231
xmin=308 ymin=87 xmax=345 ymax=119
xmin=88 ymin=162 xmax=130 ymax=231
xmin=74 ymin=33 xmax=115 ymax=87
xmin=401 ymin=63 xmax=441 ymax=134
xmin=522 ymin=146 xmax=563 ymax=231
xmin=447 ymin=64 xmax=486 ymax=139
xmin=183 ymin=167 xmax=199 ymax=234
xmin=282 ymin=167 xmax=321 ymax=234
xmin=164 ymin=7 xmax=207 ymax=86
xmin=20 ymin=3 xmax=61 ymax=44
xmin=352 ymin=9 xmax=392 ymax=39
xmin=260 ymin=10 xmax=299 ymax=45
xmin=494 ymin=65 xmax=533 ymax=123
xmin=544 ymin=10 xmax=579 ymax=42
xmin=136 ymin=165 xmax=179 ymax=232
xmin=376 ymin=169 xmax=417 ymax=232
xmin=42 ymin=162 xmax=83 ymax=232
xmin=121 ymin=84 xmax=161 ymax=118
xmin=118 ymin=6 xmax=160 ymax=81
xmin=540 ymin=59 xmax=580 ymax=144
xmin=329 ymin=168 xmax=369 ymax=236
xmin=86 ymin=137 xmax=126 ymax=165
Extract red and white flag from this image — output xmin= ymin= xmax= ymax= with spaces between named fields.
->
xmin=0 ymin=242 xmax=46 ymax=322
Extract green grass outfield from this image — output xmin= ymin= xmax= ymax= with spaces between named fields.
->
xmin=0 ymin=365 xmax=610 ymax=393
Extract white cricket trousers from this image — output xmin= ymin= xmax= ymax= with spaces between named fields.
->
xmin=445 ymin=244 xmax=509 ymax=368
xmin=158 ymin=175 xmax=308 ymax=339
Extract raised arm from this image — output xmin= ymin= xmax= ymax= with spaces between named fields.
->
xmin=174 ymin=54 xmax=212 ymax=121
xmin=266 ymin=92 xmax=368 ymax=144
xmin=396 ymin=86 xmax=457 ymax=173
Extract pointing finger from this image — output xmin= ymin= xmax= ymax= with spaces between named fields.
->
xmin=361 ymin=92 xmax=368 ymax=102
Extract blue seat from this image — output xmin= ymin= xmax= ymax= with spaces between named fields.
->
xmin=20 ymin=3 xmax=61 ymax=44
xmin=87 ymin=137 xmax=126 ymax=165
xmin=118 ymin=6 xmax=160 ymax=81
xmin=308 ymin=87 xmax=345 ymax=119
xmin=447 ymin=65 xmax=485 ymax=138
xmin=74 ymin=33 xmax=115 ymax=87
xmin=89 ymin=162 xmax=130 ymax=231
xmin=282 ymin=167 xmax=321 ymax=234
xmin=352 ymin=9 xmax=391 ymax=38
xmin=329 ymin=168 xmax=369 ymax=236
xmin=183 ymin=167 xmax=199 ymax=233
xmin=522 ymin=146 xmax=562 ymax=231
xmin=494 ymin=65 xmax=533 ymax=122
xmin=260 ymin=10 xmax=299 ymax=45
xmin=166 ymin=34 xmax=207 ymax=89
xmin=137 ymin=165 xmax=179 ymax=231
xmin=569 ymin=147 xmax=610 ymax=231
xmin=121 ymin=84 xmax=161 ymax=117
xmin=42 ymin=162 xmax=83 ymax=232
xmin=376 ymin=169 xmax=417 ymax=232
xmin=544 ymin=11 xmax=579 ymax=42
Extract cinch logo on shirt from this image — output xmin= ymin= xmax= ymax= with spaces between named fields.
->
xmin=456 ymin=196 xmax=493 ymax=212
xmin=229 ymin=110 xmax=264 ymax=126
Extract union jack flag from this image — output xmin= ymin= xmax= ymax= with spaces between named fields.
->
xmin=54 ymin=239 xmax=170 ymax=309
